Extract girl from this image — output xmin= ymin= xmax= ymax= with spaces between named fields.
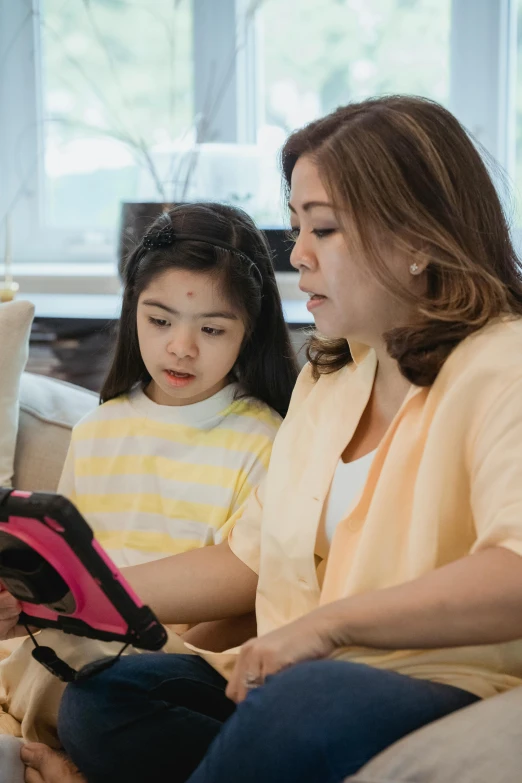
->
xmin=58 ymin=202 xmax=298 ymax=569
xmin=0 ymin=202 xmax=298 ymax=757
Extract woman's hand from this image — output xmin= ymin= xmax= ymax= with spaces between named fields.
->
xmin=226 ymin=607 xmax=345 ymax=703
xmin=0 ymin=588 xmax=25 ymax=640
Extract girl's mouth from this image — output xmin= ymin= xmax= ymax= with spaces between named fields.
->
xmin=164 ymin=370 xmax=196 ymax=388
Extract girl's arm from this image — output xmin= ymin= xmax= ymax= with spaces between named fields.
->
xmin=182 ymin=613 xmax=257 ymax=651
xmin=123 ymin=541 xmax=258 ymax=626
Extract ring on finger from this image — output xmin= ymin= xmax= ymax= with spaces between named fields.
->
xmin=243 ymin=672 xmax=264 ymax=690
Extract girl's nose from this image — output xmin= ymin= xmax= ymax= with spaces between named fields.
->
xmin=166 ymin=329 xmax=198 ymax=359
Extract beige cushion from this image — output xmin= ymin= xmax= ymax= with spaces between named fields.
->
xmin=0 ymin=301 xmax=34 ymax=487
xmin=12 ymin=373 xmax=97 ymax=492
xmin=0 ymin=736 xmax=24 ymax=783
xmin=349 ymin=686 xmax=522 ymax=783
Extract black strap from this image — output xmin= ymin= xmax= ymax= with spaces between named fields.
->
xmin=24 ymin=624 xmax=129 ymax=683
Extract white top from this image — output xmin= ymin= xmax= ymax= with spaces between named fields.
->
xmin=324 ymin=450 xmax=376 ymax=543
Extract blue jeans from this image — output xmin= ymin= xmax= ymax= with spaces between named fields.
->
xmin=58 ymin=653 xmax=479 ymax=783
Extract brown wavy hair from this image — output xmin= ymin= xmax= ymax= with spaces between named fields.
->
xmin=281 ymin=95 xmax=522 ymax=386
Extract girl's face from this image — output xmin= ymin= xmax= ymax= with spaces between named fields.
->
xmin=137 ymin=268 xmax=246 ymax=406
xmin=289 ymin=156 xmax=423 ymax=345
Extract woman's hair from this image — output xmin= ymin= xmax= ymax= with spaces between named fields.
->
xmin=281 ymin=95 xmax=522 ymax=386
xmin=101 ymin=202 xmax=298 ymax=417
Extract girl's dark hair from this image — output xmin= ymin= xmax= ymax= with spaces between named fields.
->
xmin=281 ymin=95 xmax=522 ymax=386
xmin=101 ymin=202 xmax=298 ymax=417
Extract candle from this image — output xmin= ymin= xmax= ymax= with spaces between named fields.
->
xmin=0 ymin=215 xmax=19 ymax=302
xmin=5 ymin=215 xmax=11 ymax=283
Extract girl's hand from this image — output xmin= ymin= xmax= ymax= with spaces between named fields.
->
xmin=0 ymin=587 xmax=24 ymax=640
xmin=226 ymin=608 xmax=345 ymax=703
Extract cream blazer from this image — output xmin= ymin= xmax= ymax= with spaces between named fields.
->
xmin=221 ymin=317 xmax=522 ymax=698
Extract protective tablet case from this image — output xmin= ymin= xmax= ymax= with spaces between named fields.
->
xmin=0 ymin=488 xmax=167 ymax=652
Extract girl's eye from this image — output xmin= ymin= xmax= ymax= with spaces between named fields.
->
xmin=312 ymin=228 xmax=336 ymax=239
xmin=148 ymin=316 xmax=169 ymax=328
xmin=287 ymin=227 xmax=300 ymax=242
xmin=202 ymin=327 xmax=225 ymax=337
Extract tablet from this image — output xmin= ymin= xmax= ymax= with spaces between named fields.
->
xmin=0 ymin=487 xmax=167 ymax=679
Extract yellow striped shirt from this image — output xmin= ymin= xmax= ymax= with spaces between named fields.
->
xmin=58 ymin=383 xmax=281 ymax=567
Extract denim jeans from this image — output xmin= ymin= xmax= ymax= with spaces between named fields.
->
xmin=58 ymin=653 xmax=479 ymax=783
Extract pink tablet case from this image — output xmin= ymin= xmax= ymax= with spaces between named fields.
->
xmin=0 ymin=488 xmax=167 ymax=657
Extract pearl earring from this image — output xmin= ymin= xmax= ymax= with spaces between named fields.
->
xmin=409 ymin=262 xmax=421 ymax=275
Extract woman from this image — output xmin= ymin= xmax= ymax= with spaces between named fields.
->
xmin=19 ymin=95 xmax=522 ymax=783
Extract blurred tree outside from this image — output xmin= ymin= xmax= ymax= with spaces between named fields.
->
xmin=41 ymin=0 xmax=193 ymax=227
xmin=39 ymin=0 xmax=450 ymax=230
xmin=262 ymin=0 xmax=449 ymax=133
xmin=515 ymin=0 xmax=522 ymax=220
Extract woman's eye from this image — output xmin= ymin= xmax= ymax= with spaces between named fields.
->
xmin=287 ymin=228 xmax=300 ymax=242
xmin=312 ymin=228 xmax=336 ymax=239
xmin=148 ymin=317 xmax=169 ymax=328
xmin=202 ymin=327 xmax=224 ymax=337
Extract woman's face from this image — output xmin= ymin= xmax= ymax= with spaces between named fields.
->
xmin=289 ymin=155 xmax=422 ymax=345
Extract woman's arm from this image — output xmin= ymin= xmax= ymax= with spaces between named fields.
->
xmin=226 ymin=546 xmax=522 ymax=702
xmin=123 ymin=541 xmax=258 ymax=626
xmin=324 ymin=546 xmax=522 ymax=649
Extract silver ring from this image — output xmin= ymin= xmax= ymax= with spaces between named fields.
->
xmin=243 ymin=672 xmax=264 ymax=690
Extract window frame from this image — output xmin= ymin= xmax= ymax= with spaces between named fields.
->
xmin=0 ymin=0 xmax=519 ymax=290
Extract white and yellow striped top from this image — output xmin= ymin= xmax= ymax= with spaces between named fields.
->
xmin=58 ymin=383 xmax=281 ymax=567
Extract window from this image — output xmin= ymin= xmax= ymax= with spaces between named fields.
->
xmin=263 ymin=0 xmax=449 ymax=132
xmin=0 ymin=0 xmax=518 ymax=271
xmin=253 ymin=0 xmax=450 ymax=224
xmin=41 ymin=0 xmax=193 ymax=230
xmin=515 ymin=0 xmax=522 ymax=219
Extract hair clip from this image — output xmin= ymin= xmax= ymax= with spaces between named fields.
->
xmin=141 ymin=228 xmax=263 ymax=287
xmin=142 ymin=228 xmax=176 ymax=250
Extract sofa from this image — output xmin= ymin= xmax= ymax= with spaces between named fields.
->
xmin=12 ymin=372 xmax=98 ymax=493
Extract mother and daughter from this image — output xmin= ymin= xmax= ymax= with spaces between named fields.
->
xmin=4 ymin=94 xmax=522 ymax=783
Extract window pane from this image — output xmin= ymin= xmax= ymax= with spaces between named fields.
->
xmin=516 ymin=1 xmax=522 ymax=219
xmin=249 ymin=0 xmax=451 ymax=225
xmin=263 ymin=0 xmax=450 ymax=133
xmin=37 ymin=0 xmax=451 ymax=237
xmin=40 ymin=0 xmax=193 ymax=230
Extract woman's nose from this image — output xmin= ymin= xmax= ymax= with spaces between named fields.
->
xmin=290 ymin=234 xmax=316 ymax=272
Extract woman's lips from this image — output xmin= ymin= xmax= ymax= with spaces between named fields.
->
xmin=306 ymin=294 xmax=327 ymax=312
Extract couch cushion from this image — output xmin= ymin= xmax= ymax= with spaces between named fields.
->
xmin=0 ymin=301 xmax=34 ymax=487
xmin=12 ymin=373 xmax=98 ymax=492
xmin=348 ymin=685 xmax=522 ymax=783
xmin=0 ymin=737 xmax=24 ymax=783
